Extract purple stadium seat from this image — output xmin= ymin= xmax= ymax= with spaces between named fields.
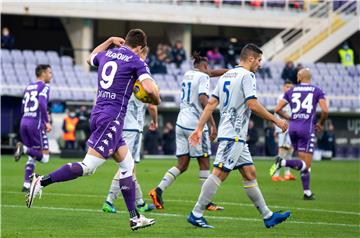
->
xmin=23 ymin=50 xmax=36 ymax=64
xmin=61 ymin=56 xmax=73 ymax=66
xmin=46 ymin=51 xmax=61 ymax=65
xmin=34 ymin=50 xmax=48 ymax=64
xmin=1 ymin=49 xmax=12 ymax=63
xmin=10 ymin=50 xmax=24 ymax=63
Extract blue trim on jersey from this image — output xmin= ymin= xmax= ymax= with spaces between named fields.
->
xmin=198 ymin=93 xmax=209 ymax=98
xmin=244 ymin=95 xmax=257 ymax=102
xmin=123 ymin=129 xmax=142 ymax=133
xmin=211 ymin=94 xmax=219 ymax=100
xmin=217 ymin=137 xmax=246 ymax=143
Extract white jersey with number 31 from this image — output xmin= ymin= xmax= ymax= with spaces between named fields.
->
xmin=176 ymin=69 xmax=210 ymax=130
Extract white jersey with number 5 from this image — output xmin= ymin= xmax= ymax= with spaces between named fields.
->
xmin=176 ymin=69 xmax=210 ymax=130
xmin=212 ymin=66 xmax=257 ymax=142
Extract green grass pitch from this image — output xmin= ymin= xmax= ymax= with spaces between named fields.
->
xmin=2 ymin=155 xmax=359 ymax=237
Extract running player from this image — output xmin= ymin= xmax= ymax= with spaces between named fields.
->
xmin=102 ymin=46 xmax=157 ymax=214
xmin=187 ymin=44 xmax=291 ymax=229
xmin=26 ymin=29 xmax=161 ymax=231
xmin=14 ymin=64 xmax=52 ymax=193
xmin=149 ymin=52 xmax=226 ymax=211
xmin=272 ymin=80 xmax=296 ymax=182
xmin=271 ymin=68 xmax=328 ymax=200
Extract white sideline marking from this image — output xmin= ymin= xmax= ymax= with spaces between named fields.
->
xmin=4 ymin=191 xmax=360 ymax=216
xmin=2 ymin=204 xmax=359 ymax=228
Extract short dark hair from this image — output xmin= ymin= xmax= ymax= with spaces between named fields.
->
xmin=125 ymin=29 xmax=147 ymax=49
xmin=284 ymin=80 xmax=293 ymax=85
xmin=35 ymin=64 xmax=51 ymax=77
xmin=240 ymin=43 xmax=263 ymax=61
xmin=192 ymin=52 xmax=208 ymax=66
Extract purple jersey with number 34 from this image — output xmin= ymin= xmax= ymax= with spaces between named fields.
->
xmin=283 ymin=83 xmax=325 ymax=153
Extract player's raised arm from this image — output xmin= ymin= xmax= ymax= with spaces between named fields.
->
xmin=274 ymin=99 xmax=291 ymax=121
xmin=315 ymin=98 xmax=329 ymax=132
xmin=189 ymin=96 xmax=219 ymax=146
xmin=207 ymin=68 xmax=229 ymax=77
xmin=86 ymin=36 xmax=125 ymax=66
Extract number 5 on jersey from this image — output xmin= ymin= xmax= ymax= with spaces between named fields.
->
xmin=223 ymin=81 xmax=231 ymax=106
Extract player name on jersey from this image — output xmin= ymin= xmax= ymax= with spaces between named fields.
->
xmin=105 ymin=50 xmax=133 ymax=62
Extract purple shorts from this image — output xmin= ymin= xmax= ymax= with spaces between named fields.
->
xmin=20 ymin=119 xmax=48 ymax=150
xmin=87 ymin=114 xmax=126 ymax=158
xmin=289 ymin=128 xmax=315 ymax=154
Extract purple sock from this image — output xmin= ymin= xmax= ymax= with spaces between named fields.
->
xmin=24 ymin=163 xmax=35 ymax=183
xmin=119 ymin=176 xmax=138 ymax=218
xmin=27 ymin=148 xmax=43 ymax=161
xmin=285 ymin=160 xmax=304 ymax=171
xmin=48 ymin=163 xmax=83 ymax=183
xmin=301 ymin=169 xmax=310 ymax=190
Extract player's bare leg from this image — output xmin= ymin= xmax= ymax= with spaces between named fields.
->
xmin=197 ymin=157 xmax=224 ymax=211
xmin=149 ymin=155 xmax=189 ymax=209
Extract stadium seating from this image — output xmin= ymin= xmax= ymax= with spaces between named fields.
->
xmin=1 ymin=48 xmax=359 ymax=111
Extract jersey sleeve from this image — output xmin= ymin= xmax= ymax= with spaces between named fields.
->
xmin=198 ymin=75 xmax=210 ymax=96
xmin=39 ymin=85 xmax=49 ymax=123
xmin=283 ymin=89 xmax=291 ymax=103
xmin=90 ymin=52 xmax=104 ymax=67
xmin=316 ymin=87 xmax=326 ymax=101
xmin=243 ymin=73 xmax=257 ymax=101
xmin=39 ymin=85 xmax=50 ymax=99
xmin=135 ymin=60 xmax=153 ymax=82
xmin=211 ymin=81 xmax=220 ymax=100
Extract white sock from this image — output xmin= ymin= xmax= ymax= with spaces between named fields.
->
xmin=192 ymin=174 xmax=221 ymax=217
xmin=244 ymin=180 xmax=273 ymax=219
xmin=284 ymin=167 xmax=291 ymax=176
xmin=23 ymin=145 xmax=28 ymax=153
xmin=199 ymin=170 xmax=210 ymax=187
xmin=23 ymin=182 xmax=30 ymax=188
xmin=158 ymin=167 xmax=181 ymax=191
xmin=133 ymin=176 xmax=144 ymax=206
xmin=304 ymin=190 xmax=312 ymax=196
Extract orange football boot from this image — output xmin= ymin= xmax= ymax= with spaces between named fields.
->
xmin=149 ymin=188 xmax=164 ymax=209
xmin=272 ymin=176 xmax=285 ymax=182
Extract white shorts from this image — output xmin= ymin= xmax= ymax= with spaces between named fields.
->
xmin=277 ymin=131 xmax=292 ymax=149
xmin=123 ymin=130 xmax=143 ymax=163
xmin=213 ymin=140 xmax=253 ymax=172
xmin=176 ymin=125 xmax=211 ymax=158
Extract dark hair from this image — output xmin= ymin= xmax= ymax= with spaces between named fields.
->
xmin=192 ymin=52 xmax=208 ymax=66
xmin=284 ymin=80 xmax=293 ymax=85
xmin=35 ymin=64 xmax=51 ymax=77
xmin=240 ymin=43 xmax=263 ymax=61
xmin=125 ymin=29 xmax=147 ymax=49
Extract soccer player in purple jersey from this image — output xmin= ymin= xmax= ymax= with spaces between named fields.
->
xmin=271 ymin=68 xmax=329 ymax=200
xmin=14 ymin=64 xmax=52 ymax=193
xmin=26 ymin=29 xmax=161 ymax=231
